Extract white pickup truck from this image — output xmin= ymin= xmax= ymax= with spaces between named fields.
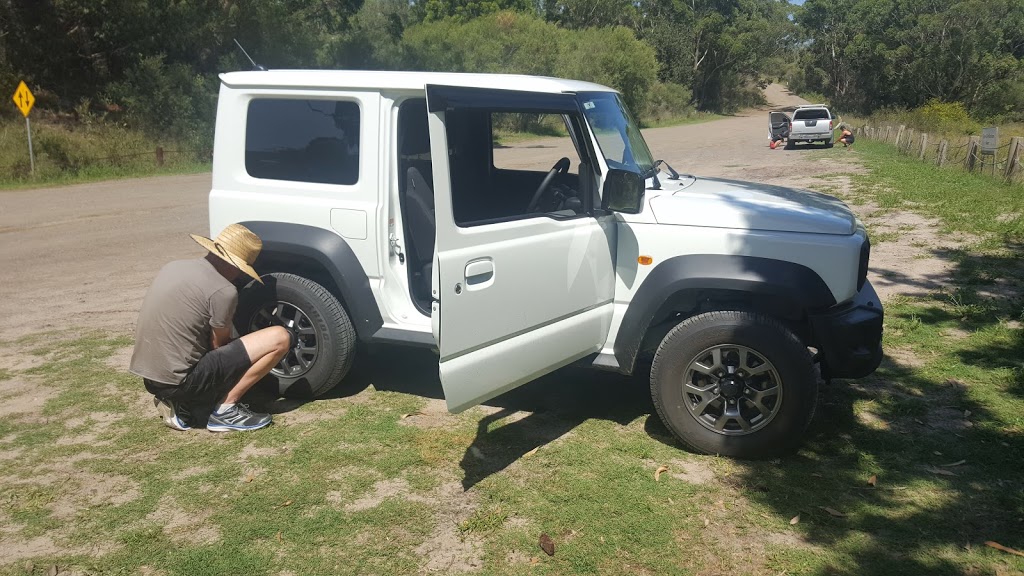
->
xmin=207 ymin=70 xmax=882 ymax=458
xmin=787 ymin=104 xmax=836 ymax=148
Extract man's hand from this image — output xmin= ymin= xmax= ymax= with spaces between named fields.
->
xmin=211 ymin=326 xmax=232 ymax=350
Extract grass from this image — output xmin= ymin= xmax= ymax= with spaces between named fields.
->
xmin=0 ymin=116 xmax=210 ymax=190
xmin=1 ymin=142 xmax=1024 ymax=575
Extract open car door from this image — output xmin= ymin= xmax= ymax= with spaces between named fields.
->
xmin=769 ymin=111 xmax=791 ymax=141
xmin=424 ymin=85 xmax=617 ymax=413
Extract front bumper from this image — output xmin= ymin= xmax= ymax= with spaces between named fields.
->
xmin=809 ymin=280 xmax=884 ymax=379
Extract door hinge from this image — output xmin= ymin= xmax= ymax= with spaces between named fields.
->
xmin=389 ymin=233 xmax=405 ymax=264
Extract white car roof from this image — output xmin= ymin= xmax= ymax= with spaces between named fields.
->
xmin=219 ymin=69 xmax=618 ymax=95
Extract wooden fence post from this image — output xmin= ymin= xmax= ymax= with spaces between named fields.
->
xmin=1006 ymin=137 xmax=1022 ymax=180
xmin=937 ymin=140 xmax=948 ymax=167
xmin=884 ymin=126 xmax=892 ymax=143
xmin=965 ymin=136 xmax=980 ymax=172
xmin=895 ymin=125 xmax=906 ymax=149
xmin=919 ymin=133 xmax=929 ymax=160
xmin=155 ymin=146 xmax=165 ymax=167
xmin=906 ymin=129 xmax=915 ymax=154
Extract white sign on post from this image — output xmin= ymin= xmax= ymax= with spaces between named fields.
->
xmin=981 ymin=127 xmax=998 ymax=155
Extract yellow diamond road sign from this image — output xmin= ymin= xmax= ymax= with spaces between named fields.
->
xmin=12 ymin=81 xmax=35 ymax=118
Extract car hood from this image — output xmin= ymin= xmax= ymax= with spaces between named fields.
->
xmin=645 ymin=175 xmax=857 ymax=236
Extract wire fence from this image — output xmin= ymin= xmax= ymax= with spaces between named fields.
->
xmin=855 ymin=124 xmax=1024 ymax=184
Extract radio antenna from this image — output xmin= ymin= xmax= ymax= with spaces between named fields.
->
xmin=233 ymin=39 xmax=266 ymax=71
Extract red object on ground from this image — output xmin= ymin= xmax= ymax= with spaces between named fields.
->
xmin=770 ymin=140 xmax=778 ymax=149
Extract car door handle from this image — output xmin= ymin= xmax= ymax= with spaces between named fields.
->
xmin=465 ymin=259 xmax=494 ymax=289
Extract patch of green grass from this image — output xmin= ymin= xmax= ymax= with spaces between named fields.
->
xmin=0 ymin=116 xmax=210 ymax=190
xmin=640 ymin=112 xmax=723 ymax=129
xmin=852 ymin=141 xmax=1024 ymax=243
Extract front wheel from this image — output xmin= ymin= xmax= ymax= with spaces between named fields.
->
xmin=234 ymin=273 xmax=356 ymax=399
xmin=649 ymin=311 xmax=817 ymax=458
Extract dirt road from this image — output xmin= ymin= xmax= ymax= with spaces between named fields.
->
xmin=0 ymin=84 xmax=891 ymax=344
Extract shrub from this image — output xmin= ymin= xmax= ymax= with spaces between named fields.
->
xmin=908 ymin=100 xmax=981 ymax=135
xmin=642 ymin=82 xmax=694 ymax=124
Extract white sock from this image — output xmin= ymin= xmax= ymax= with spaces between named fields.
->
xmin=215 ymin=402 xmax=236 ymax=414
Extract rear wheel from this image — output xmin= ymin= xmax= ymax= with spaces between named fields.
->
xmin=649 ymin=311 xmax=817 ymax=458
xmin=234 ymin=273 xmax=356 ymax=398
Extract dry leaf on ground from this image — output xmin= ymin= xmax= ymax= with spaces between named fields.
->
xmin=655 ymin=465 xmax=669 ymax=481
xmin=400 ymin=411 xmax=424 ymax=420
xmin=927 ymin=467 xmax=957 ymax=476
xmin=790 ymin=514 xmax=800 ymax=525
xmin=530 ymin=557 xmax=540 ymax=565
xmin=985 ymin=541 xmax=1024 ymax=557
xmin=820 ymin=507 xmax=847 ymax=518
xmin=48 ymin=566 xmax=58 ymax=576
xmin=539 ymin=533 xmax=555 ymax=556
xmin=244 ymin=472 xmax=256 ymax=483
xmin=276 ymin=531 xmax=283 ymax=542
xmin=940 ymin=459 xmax=966 ymax=467
xmin=868 ymin=474 xmax=877 ymax=487
xmin=523 ymin=447 xmax=539 ymax=458
xmin=274 ymin=499 xmax=293 ymax=509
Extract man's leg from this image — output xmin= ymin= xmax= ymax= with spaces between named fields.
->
xmin=219 ymin=326 xmax=291 ymax=405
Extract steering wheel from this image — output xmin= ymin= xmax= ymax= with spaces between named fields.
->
xmin=526 ymin=157 xmax=571 ymax=213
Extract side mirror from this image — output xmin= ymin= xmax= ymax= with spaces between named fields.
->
xmin=601 ymin=169 xmax=645 ymax=214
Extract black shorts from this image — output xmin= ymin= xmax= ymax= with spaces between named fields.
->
xmin=844 ymin=134 xmax=855 ymax=143
xmin=144 ymin=338 xmax=251 ymax=406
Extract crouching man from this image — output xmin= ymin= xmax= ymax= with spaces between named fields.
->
xmin=129 ymin=224 xmax=291 ymax=432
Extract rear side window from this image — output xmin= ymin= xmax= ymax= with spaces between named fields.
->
xmin=794 ymin=108 xmax=831 ymax=120
xmin=245 ymin=99 xmax=360 ymax=185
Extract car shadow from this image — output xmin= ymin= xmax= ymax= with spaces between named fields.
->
xmin=272 ymin=343 xmax=659 ymax=490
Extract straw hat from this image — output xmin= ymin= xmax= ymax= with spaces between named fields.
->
xmin=190 ymin=224 xmax=263 ymax=284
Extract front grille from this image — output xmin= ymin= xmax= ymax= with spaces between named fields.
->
xmin=858 ymin=237 xmax=870 ymax=290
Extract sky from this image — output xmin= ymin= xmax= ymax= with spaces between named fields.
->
xmin=789 ymin=0 xmax=806 ymax=4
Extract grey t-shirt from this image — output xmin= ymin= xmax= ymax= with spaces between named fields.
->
xmin=129 ymin=258 xmax=239 ymax=385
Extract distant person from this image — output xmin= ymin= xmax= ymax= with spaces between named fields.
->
xmin=838 ymin=124 xmax=855 ymax=149
xmin=129 ymin=224 xmax=291 ymax=432
xmin=770 ymin=118 xmax=790 ymax=149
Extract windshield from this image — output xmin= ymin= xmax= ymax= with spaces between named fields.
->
xmin=577 ymin=92 xmax=655 ymax=176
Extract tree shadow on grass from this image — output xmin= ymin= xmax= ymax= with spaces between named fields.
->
xmin=653 ymin=244 xmax=1024 ymax=576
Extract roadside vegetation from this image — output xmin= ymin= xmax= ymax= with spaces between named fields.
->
xmin=1 ymin=141 xmax=1022 ymax=576
xmin=0 ymin=0 xmax=795 ymax=187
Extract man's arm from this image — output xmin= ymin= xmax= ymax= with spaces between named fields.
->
xmin=211 ymin=326 xmax=232 ymax=350
xmin=210 ymin=286 xmax=238 ymax=350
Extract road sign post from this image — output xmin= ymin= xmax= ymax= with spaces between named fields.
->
xmin=11 ymin=81 xmax=36 ymax=175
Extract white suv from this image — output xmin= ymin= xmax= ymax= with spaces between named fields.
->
xmin=208 ymin=70 xmax=882 ymax=457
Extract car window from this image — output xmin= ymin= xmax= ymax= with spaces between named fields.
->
xmin=245 ymin=98 xmax=360 ymax=185
xmin=794 ymin=109 xmax=830 ymax=121
xmin=491 ymin=113 xmax=582 ymax=172
xmin=445 ymin=108 xmax=592 ymax=227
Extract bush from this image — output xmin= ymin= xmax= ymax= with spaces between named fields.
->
xmin=403 ymin=11 xmax=661 ymax=118
xmin=907 ymin=100 xmax=981 ymax=135
xmin=642 ymin=82 xmax=694 ymax=124
xmin=104 ymin=54 xmax=216 ymax=148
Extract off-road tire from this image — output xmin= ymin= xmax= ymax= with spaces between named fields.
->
xmin=649 ymin=311 xmax=817 ymax=458
xmin=234 ymin=273 xmax=356 ymax=399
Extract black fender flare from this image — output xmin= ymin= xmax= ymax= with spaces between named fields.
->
xmin=238 ymin=221 xmax=383 ymax=340
xmin=614 ymin=254 xmax=837 ymax=373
